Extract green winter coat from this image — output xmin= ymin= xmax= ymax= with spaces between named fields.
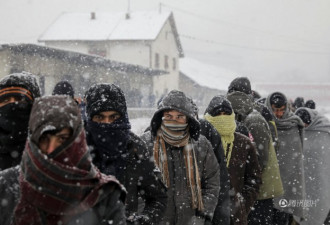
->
xmin=257 ymin=138 xmax=284 ymax=200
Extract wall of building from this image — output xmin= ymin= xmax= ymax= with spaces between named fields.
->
xmin=151 ymin=19 xmax=180 ymax=99
xmin=108 ymin=41 xmax=151 ymax=67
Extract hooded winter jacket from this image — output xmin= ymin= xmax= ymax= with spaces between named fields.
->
xmin=295 ymin=107 xmax=330 ymax=225
xmin=0 ymin=96 xmax=126 ymax=225
xmin=227 ymin=91 xmax=271 ymax=170
xmin=204 ymin=95 xmax=262 ymax=225
xmin=85 ymin=108 xmax=167 ymax=224
xmin=266 ymin=92 xmax=306 ymax=219
xmin=141 ymin=90 xmax=220 ymax=225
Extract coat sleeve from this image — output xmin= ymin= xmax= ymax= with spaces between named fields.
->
xmin=198 ymin=136 xmax=221 ymax=219
xmin=96 ymin=184 xmax=127 ymax=225
xmin=0 ymin=166 xmax=21 ymax=225
xmin=136 ymin=132 xmax=168 ymax=225
xmin=242 ymin=139 xmax=262 ymax=213
xmin=246 ymin=113 xmax=271 ymax=170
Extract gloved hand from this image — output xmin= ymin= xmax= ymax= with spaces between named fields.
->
xmin=204 ymin=218 xmax=213 ymax=225
xmin=127 ymin=214 xmax=150 ymax=225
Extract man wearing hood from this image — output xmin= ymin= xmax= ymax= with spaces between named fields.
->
xmin=295 ymin=107 xmax=330 ymax=225
xmin=226 ymin=77 xmax=283 ymax=225
xmin=265 ymin=92 xmax=306 ymax=224
xmin=84 ymin=83 xmax=167 ymax=225
xmin=0 ymin=95 xmax=127 ymax=225
xmin=140 ymin=90 xmax=220 ymax=225
xmin=0 ymin=72 xmax=41 ymax=171
xmin=204 ymin=95 xmax=262 ymax=225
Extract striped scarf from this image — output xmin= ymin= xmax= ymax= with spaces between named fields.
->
xmin=204 ymin=112 xmax=236 ymax=167
xmin=11 ymin=129 xmax=121 ymax=225
xmin=153 ymin=120 xmax=204 ymax=211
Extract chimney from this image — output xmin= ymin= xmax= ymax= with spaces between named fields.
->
xmin=91 ymin=12 xmax=96 ymax=20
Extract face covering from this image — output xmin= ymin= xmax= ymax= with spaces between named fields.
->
xmin=0 ymin=102 xmax=32 ymax=153
xmin=86 ymin=116 xmax=131 ymax=178
xmin=204 ymin=112 xmax=236 ymax=167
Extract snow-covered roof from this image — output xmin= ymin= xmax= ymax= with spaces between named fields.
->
xmin=39 ymin=11 xmax=173 ymax=41
xmin=180 ymin=57 xmax=238 ymax=91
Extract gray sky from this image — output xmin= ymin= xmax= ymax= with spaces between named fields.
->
xmin=1 ymin=0 xmax=330 ymax=84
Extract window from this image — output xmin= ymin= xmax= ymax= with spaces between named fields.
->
xmin=155 ymin=53 xmax=159 ymax=68
xmin=172 ymin=58 xmax=176 ymax=70
xmin=164 ymin=55 xmax=169 ymax=69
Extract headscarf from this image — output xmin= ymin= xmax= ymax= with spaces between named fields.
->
xmin=12 ymin=96 xmax=124 ymax=225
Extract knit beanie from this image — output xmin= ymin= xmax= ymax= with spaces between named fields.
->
xmin=0 ymin=72 xmax=41 ymax=103
xmin=295 ymin=108 xmax=311 ymax=125
xmin=85 ymin=83 xmax=127 ymax=118
xmin=52 ymin=81 xmax=75 ymax=98
xmin=205 ymin=95 xmax=233 ymax=116
xmin=305 ymin=99 xmax=315 ymax=109
xmin=293 ymin=97 xmax=304 ymax=109
xmin=228 ymin=77 xmax=252 ymax=94
xmin=270 ymin=93 xmax=287 ymax=108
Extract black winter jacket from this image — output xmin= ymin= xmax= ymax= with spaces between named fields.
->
xmin=90 ymin=131 xmax=167 ymax=225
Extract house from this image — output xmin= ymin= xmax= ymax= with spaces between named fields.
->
xmin=38 ymin=10 xmax=183 ymax=100
xmin=0 ymin=43 xmax=167 ymax=111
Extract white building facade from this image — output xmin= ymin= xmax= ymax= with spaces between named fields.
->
xmin=39 ymin=11 xmax=183 ymax=99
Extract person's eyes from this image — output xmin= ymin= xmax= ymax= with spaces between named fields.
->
xmin=110 ymin=114 xmax=120 ymax=120
xmin=58 ymin=135 xmax=70 ymax=143
xmin=94 ymin=115 xmax=103 ymax=120
xmin=39 ymin=135 xmax=48 ymax=143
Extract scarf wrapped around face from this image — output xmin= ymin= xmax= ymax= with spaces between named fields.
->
xmin=0 ymin=102 xmax=31 ymax=153
xmin=153 ymin=120 xmax=204 ymax=211
xmin=86 ymin=114 xmax=131 ymax=178
xmin=204 ymin=112 xmax=236 ymax=167
xmin=11 ymin=96 xmax=123 ymax=225
xmin=11 ymin=128 xmax=120 ymax=225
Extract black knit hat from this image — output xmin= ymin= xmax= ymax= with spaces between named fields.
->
xmin=305 ymin=99 xmax=315 ymax=109
xmin=293 ymin=97 xmax=304 ymax=109
xmin=205 ymin=95 xmax=233 ymax=116
xmin=52 ymin=81 xmax=75 ymax=98
xmin=228 ymin=77 xmax=252 ymax=94
xmin=295 ymin=108 xmax=311 ymax=125
xmin=85 ymin=83 xmax=127 ymax=118
xmin=0 ymin=72 xmax=41 ymax=103
xmin=270 ymin=93 xmax=287 ymax=108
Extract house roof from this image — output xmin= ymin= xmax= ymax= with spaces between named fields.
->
xmin=0 ymin=44 xmax=168 ymax=76
xmin=180 ymin=57 xmax=238 ymax=91
xmin=38 ymin=11 xmax=184 ymax=56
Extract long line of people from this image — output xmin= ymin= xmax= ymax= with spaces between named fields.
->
xmin=0 ymin=72 xmax=329 ymax=225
